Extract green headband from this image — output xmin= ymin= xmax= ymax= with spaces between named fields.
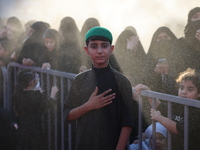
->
xmin=85 ymin=26 xmax=113 ymax=43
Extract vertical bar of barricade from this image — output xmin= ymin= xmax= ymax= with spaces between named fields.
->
xmin=53 ymin=75 xmax=58 ymax=150
xmin=151 ymin=98 xmax=156 ymax=150
xmin=1 ymin=66 xmax=9 ymax=109
xmin=167 ymin=101 xmax=172 ymax=150
xmin=138 ymin=95 xmax=143 ymax=150
xmin=184 ymin=106 xmax=189 ymax=150
xmin=60 ymin=77 xmax=65 ymax=150
xmin=67 ymin=78 xmax=73 ymax=150
xmin=46 ymin=73 xmax=52 ymax=150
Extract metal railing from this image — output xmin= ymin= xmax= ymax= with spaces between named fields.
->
xmin=1 ymin=62 xmax=200 ymax=150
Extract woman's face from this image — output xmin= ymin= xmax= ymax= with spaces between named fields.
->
xmin=156 ymin=32 xmax=171 ymax=42
xmin=44 ymin=38 xmax=56 ymax=51
xmin=191 ymin=12 xmax=200 ymax=21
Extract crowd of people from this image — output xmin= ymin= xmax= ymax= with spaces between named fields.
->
xmin=0 ymin=6 xmax=200 ymax=150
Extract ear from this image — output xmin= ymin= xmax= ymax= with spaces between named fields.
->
xmin=110 ymin=45 xmax=114 ymax=54
xmin=84 ymin=46 xmax=90 ymax=55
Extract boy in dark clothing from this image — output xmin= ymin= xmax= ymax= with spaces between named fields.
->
xmin=64 ymin=27 xmax=138 ymax=150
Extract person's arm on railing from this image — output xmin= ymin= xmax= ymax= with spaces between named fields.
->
xmin=150 ymin=108 xmax=178 ymax=134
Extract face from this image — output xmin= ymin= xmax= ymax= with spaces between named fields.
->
xmin=178 ymin=80 xmax=200 ymax=99
xmin=84 ymin=40 xmax=114 ymax=68
xmin=191 ymin=12 xmax=200 ymax=21
xmin=44 ymin=38 xmax=56 ymax=51
xmin=150 ymin=133 xmax=166 ymax=150
xmin=156 ymin=32 xmax=171 ymax=42
xmin=154 ymin=62 xmax=168 ymax=74
xmin=0 ymin=44 xmax=7 ymax=57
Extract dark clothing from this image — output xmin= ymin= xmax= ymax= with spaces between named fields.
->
xmin=0 ymin=108 xmax=17 ymax=150
xmin=159 ymin=101 xmax=200 ymax=150
xmin=114 ymin=30 xmax=146 ymax=86
xmin=168 ymin=37 xmax=200 ymax=78
xmin=14 ymin=90 xmax=46 ymax=150
xmin=18 ymin=37 xmax=48 ymax=67
xmin=64 ymin=65 xmax=137 ymax=150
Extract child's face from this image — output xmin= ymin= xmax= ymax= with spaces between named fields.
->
xmin=84 ymin=40 xmax=114 ymax=68
xmin=0 ymin=44 xmax=7 ymax=57
xmin=178 ymin=80 xmax=200 ymax=99
xmin=150 ymin=133 xmax=166 ymax=150
xmin=44 ymin=38 xmax=56 ymax=51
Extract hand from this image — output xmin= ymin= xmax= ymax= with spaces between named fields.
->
xmin=42 ymin=62 xmax=51 ymax=70
xmin=126 ymin=36 xmax=139 ymax=51
xmin=85 ymin=87 xmax=115 ymax=110
xmin=150 ymin=108 xmax=161 ymax=121
xmin=11 ymin=52 xmax=17 ymax=61
xmin=134 ymin=84 xmax=151 ymax=94
xmin=196 ymin=29 xmax=200 ymax=42
xmin=50 ymin=86 xmax=59 ymax=99
xmin=22 ymin=58 xmax=35 ymax=66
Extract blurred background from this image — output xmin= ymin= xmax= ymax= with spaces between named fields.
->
xmin=0 ymin=0 xmax=199 ymax=52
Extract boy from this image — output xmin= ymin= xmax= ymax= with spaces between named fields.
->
xmin=64 ymin=27 xmax=137 ymax=150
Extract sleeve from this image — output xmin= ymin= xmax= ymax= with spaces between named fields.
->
xmin=63 ymin=76 xmax=80 ymax=122
xmin=118 ymin=74 xmax=137 ymax=129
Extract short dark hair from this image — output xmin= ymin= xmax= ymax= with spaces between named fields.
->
xmin=85 ymin=35 xmax=112 ymax=46
xmin=176 ymin=68 xmax=200 ymax=93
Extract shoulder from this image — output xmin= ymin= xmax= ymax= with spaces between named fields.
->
xmin=112 ymin=68 xmax=131 ymax=83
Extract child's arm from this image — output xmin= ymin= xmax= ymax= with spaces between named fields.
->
xmin=150 ymin=108 xmax=178 ymax=134
xmin=67 ymin=87 xmax=115 ymax=121
xmin=115 ymin=126 xmax=132 ymax=150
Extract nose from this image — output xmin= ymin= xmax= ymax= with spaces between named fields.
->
xmin=97 ymin=47 xmax=103 ymax=53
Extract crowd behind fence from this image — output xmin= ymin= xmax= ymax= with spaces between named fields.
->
xmin=1 ymin=62 xmax=200 ymax=150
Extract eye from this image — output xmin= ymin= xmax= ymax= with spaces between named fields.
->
xmin=91 ymin=45 xmax=96 ymax=49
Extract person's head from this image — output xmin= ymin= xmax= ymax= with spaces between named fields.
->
xmin=6 ymin=17 xmax=23 ymax=40
xmin=184 ymin=7 xmax=200 ymax=38
xmin=43 ymin=29 xmax=60 ymax=51
xmin=59 ymin=16 xmax=79 ymax=42
xmin=84 ymin=27 xmax=114 ymax=68
xmin=176 ymin=68 xmax=200 ymax=99
xmin=30 ymin=21 xmax=50 ymax=36
xmin=0 ymin=40 xmax=10 ymax=57
xmin=16 ymin=69 xmax=39 ymax=91
xmin=145 ymin=122 xmax=167 ymax=150
xmin=154 ymin=58 xmax=169 ymax=75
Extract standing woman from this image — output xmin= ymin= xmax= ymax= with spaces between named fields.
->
xmin=168 ymin=7 xmax=200 ymax=79
xmin=58 ymin=17 xmax=81 ymax=74
xmin=114 ymin=29 xmax=146 ymax=86
xmin=42 ymin=28 xmax=61 ymax=71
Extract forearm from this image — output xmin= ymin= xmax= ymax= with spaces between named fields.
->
xmin=116 ymin=126 xmax=132 ymax=150
xmin=157 ymin=115 xmax=178 ymax=134
xmin=67 ymin=102 xmax=91 ymax=121
xmin=147 ymin=97 xmax=161 ymax=110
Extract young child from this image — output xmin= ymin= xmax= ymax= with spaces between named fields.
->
xmin=13 ymin=69 xmax=58 ymax=150
xmin=64 ymin=27 xmax=138 ymax=150
xmin=135 ymin=68 xmax=200 ymax=149
xmin=129 ymin=122 xmax=167 ymax=150
xmin=42 ymin=28 xmax=61 ymax=70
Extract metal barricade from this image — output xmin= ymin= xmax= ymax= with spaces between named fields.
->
xmin=1 ymin=62 xmax=200 ymax=150
xmin=6 ymin=62 xmax=76 ymax=150
xmin=135 ymin=89 xmax=200 ymax=150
